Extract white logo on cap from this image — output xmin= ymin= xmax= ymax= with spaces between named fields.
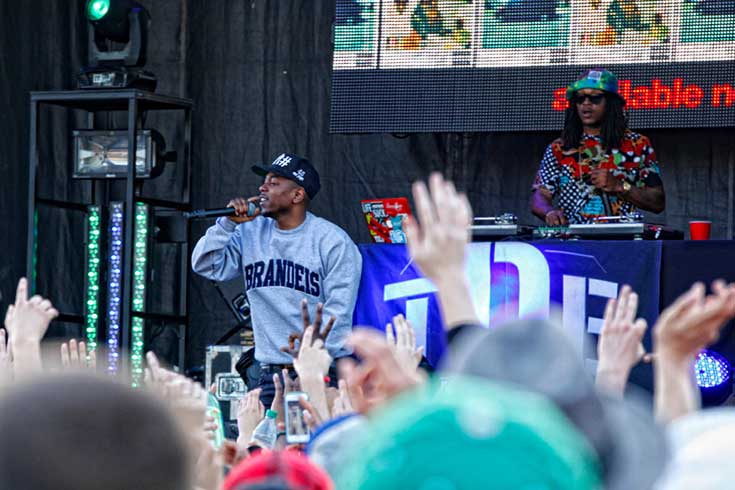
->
xmin=272 ymin=154 xmax=292 ymax=168
xmin=588 ymin=70 xmax=602 ymax=81
xmin=293 ymin=169 xmax=306 ymax=181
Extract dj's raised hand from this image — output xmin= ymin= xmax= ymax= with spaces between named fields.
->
xmin=590 ymin=168 xmax=622 ymax=193
xmin=226 ymin=196 xmax=261 ymax=224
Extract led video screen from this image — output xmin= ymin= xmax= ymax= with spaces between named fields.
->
xmin=330 ymin=0 xmax=735 ymax=132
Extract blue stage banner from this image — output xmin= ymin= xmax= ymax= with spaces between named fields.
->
xmin=353 ymin=242 xmax=662 ymax=367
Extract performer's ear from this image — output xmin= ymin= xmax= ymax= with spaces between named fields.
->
xmin=292 ymin=187 xmax=307 ymax=205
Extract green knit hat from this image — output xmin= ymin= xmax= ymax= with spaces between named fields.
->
xmin=335 ymin=376 xmax=603 ymax=490
xmin=566 ymin=69 xmax=621 ymax=100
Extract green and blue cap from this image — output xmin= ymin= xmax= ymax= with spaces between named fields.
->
xmin=335 ymin=376 xmax=603 ymax=490
xmin=566 ymin=69 xmax=624 ymax=103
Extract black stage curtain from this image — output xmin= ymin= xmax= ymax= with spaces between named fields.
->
xmin=1 ymin=0 xmax=734 ymax=369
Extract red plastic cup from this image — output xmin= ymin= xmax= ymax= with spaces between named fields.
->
xmin=689 ymin=220 xmax=711 ymax=240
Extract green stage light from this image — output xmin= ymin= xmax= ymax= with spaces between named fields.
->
xmin=86 ymin=0 xmax=110 ymax=21
xmin=79 ymin=0 xmax=155 ymax=90
xmin=131 ymin=202 xmax=148 ymax=387
xmin=85 ymin=206 xmax=101 ymax=352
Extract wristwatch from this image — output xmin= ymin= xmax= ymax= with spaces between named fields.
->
xmin=620 ymin=180 xmax=632 ymax=195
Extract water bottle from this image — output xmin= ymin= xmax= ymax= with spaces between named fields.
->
xmin=251 ymin=409 xmax=278 ymax=449
xmin=206 ymin=393 xmax=226 ymax=449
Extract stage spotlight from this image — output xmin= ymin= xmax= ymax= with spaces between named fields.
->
xmin=695 ymin=350 xmax=733 ymax=406
xmin=78 ymin=0 xmax=156 ymax=90
xmin=72 ymin=130 xmax=169 ymax=179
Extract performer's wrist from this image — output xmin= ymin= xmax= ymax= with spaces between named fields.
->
xmin=216 ymin=216 xmax=238 ymax=232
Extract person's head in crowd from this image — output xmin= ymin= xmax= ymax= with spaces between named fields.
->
xmin=443 ymin=317 xmax=669 ymax=490
xmin=562 ymin=68 xmax=628 ymax=150
xmin=305 ymin=413 xmax=368 ymax=479
xmin=0 ymin=374 xmax=189 ymax=490
xmin=654 ymin=407 xmax=735 ymax=490
xmin=336 ymin=376 xmax=603 ymax=490
xmin=224 ymin=449 xmax=334 ymax=490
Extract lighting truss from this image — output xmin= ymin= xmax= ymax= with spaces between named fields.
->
xmin=106 ymin=202 xmax=124 ymax=374
xmin=84 ymin=206 xmax=102 ymax=352
xmin=131 ymin=202 xmax=148 ymax=387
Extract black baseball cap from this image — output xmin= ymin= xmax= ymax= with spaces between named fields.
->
xmin=251 ymin=153 xmax=321 ymax=199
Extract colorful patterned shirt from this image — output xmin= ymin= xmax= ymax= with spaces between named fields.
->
xmin=533 ymin=131 xmax=662 ymax=224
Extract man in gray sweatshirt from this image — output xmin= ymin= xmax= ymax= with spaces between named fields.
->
xmin=191 ymin=153 xmax=362 ymax=405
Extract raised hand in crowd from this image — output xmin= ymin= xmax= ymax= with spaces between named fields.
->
xmin=405 ymin=173 xmax=480 ymax=329
xmin=300 ymin=395 xmax=324 ymax=433
xmin=386 ymin=314 xmax=424 ymax=373
xmin=281 ymin=299 xmax=335 ymax=357
xmin=236 ymin=388 xmax=264 ymax=448
xmin=146 ymin=351 xmax=208 ymax=432
xmin=293 ymin=325 xmax=332 ymax=421
xmin=0 ymin=329 xmax=12 ymax=386
xmin=194 ymin=433 xmax=224 ymax=490
xmin=281 ymin=367 xmax=299 ymax=393
xmin=339 ymin=328 xmax=422 ymax=415
xmin=145 ymin=352 xmax=224 ymax=490
xmin=270 ymin=371 xmax=286 ymax=427
xmin=4 ymin=277 xmax=58 ymax=376
xmin=653 ymin=281 xmax=735 ymax=423
xmin=596 ymin=285 xmax=649 ymax=396
xmin=331 ymin=379 xmax=354 ymax=417
xmin=60 ymin=339 xmax=96 ymax=371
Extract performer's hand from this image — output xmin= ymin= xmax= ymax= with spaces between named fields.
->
xmin=590 ymin=168 xmax=622 ymax=193
xmin=545 ymin=209 xmax=568 ymax=226
xmin=226 ymin=196 xmax=261 ymax=224
xmin=281 ymin=300 xmax=335 ymax=357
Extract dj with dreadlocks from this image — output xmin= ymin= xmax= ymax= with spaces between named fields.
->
xmin=531 ymin=69 xmax=666 ymax=225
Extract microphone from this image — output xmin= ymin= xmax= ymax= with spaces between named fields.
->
xmin=184 ymin=202 xmax=259 ymax=219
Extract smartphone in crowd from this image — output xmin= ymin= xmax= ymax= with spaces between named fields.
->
xmin=284 ymin=391 xmax=310 ymax=444
xmin=215 ymin=373 xmax=247 ymax=401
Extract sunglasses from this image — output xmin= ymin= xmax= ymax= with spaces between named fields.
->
xmin=574 ymin=93 xmax=605 ymax=105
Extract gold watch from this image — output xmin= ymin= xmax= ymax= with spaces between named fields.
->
xmin=621 ymin=180 xmax=632 ymax=195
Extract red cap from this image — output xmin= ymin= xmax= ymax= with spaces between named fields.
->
xmin=223 ymin=450 xmax=333 ymax=490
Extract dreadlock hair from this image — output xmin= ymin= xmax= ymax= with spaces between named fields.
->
xmin=560 ymin=92 xmax=628 ymax=151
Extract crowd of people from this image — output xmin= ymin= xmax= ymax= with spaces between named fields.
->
xmin=1 ymin=172 xmax=734 ymax=490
